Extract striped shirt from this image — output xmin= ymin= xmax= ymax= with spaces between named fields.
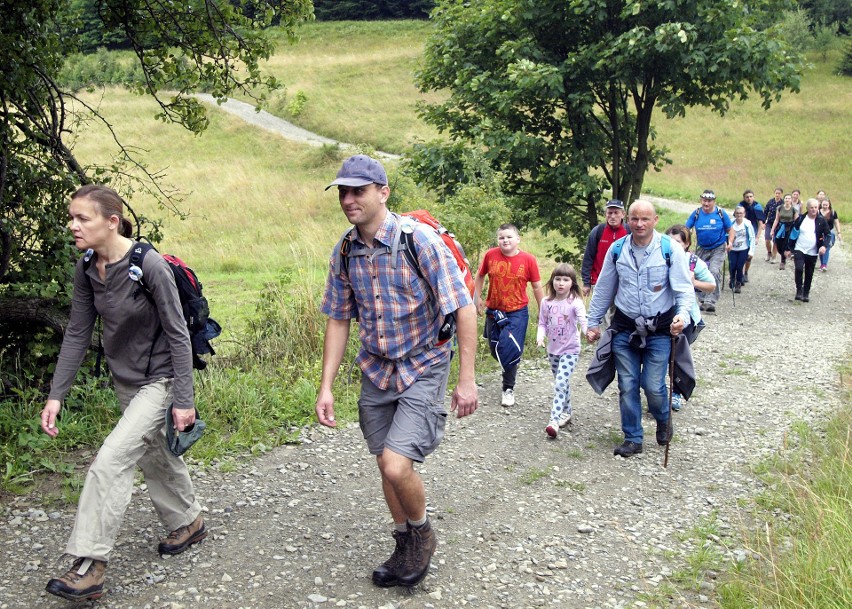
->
xmin=321 ymin=211 xmax=472 ymax=392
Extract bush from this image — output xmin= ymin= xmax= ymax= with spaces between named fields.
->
xmin=59 ymin=48 xmax=147 ymax=91
xmin=840 ymin=39 xmax=852 ymax=76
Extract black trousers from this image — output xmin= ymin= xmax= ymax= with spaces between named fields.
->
xmin=793 ymin=250 xmax=817 ymax=296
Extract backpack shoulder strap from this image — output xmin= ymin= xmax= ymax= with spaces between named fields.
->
xmin=129 ymin=242 xmax=156 ymax=300
xmin=331 ymin=227 xmax=356 ymax=277
xmin=659 ymin=234 xmax=672 ymax=268
xmin=591 ymin=223 xmax=605 ymax=247
xmin=610 ymin=235 xmax=628 ymax=264
xmin=691 ymin=208 xmax=701 ymax=225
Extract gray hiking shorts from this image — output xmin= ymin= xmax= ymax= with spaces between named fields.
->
xmin=358 ymin=357 xmax=450 ymax=463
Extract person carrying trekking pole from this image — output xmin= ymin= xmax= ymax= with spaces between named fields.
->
xmin=727 ymin=206 xmax=756 ymax=293
xmin=586 ymin=201 xmax=693 ymax=458
xmin=684 ymin=189 xmax=734 ymax=314
xmin=316 ymin=155 xmax=478 ymax=589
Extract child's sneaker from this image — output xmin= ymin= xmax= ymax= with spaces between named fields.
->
xmin=545 ymin=420 xmax=558 ymax=438
xmin=557 ymin=412 xmax=572 ymax=428
xmin=501 ymin=388 xmax=515 ymax=407
xmin=671 ymin=393 xmax=682 ymax=412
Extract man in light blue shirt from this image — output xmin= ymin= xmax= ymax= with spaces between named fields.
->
xmin=587 ymin=201 xmax=693 ymax=458
xmin=684 ymin=189 xmax=734 ymax=313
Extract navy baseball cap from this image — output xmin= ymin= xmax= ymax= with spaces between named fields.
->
xmin=606 ymin=199 xmax=624 ymax=209
xmin=325 ymin=155 xmax=388 ymax=190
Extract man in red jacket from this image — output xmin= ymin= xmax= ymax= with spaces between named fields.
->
xmin=581 ymin=199 xmax=630 ymax=296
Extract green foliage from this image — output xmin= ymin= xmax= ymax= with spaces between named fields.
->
xmin=416 ymin=0 xmax=806 ymax=247
xmin=60 ymin=48 xmax=146 ymax=90
xmin=286 ymin=90 xmax=309 ymax=117
xmin=402 ymin=147 xmax=512 ymax=262
xmin=313 ymin=0 xmax=433 ymax=21
xmin=777 ymin=8 xmax=815 ymax=48
xmin=0 ymin=377 xmax=116 ymax=489
xmin=1 ymin=0 xmax=314 ymax=389
xmin=802 ymin=0 xmax=852 ymax=34
xmin=839 ymin=39 xmax=852 ymax=76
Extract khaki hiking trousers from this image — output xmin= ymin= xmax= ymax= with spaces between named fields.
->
xmin=65 ymin=378 xmax=202 ymax=562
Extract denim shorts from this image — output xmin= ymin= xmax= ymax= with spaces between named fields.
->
xmin=358 ymin=357 xmax=450 ymax=463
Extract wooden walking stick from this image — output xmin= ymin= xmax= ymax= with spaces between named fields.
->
xmin=664 ymin=335 xmax=676 ymax=468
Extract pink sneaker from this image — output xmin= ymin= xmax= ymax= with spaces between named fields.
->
xmin=820 ymin=265 xmax=827 ymax=271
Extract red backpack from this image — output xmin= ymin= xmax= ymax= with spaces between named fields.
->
xmin=333 ymin=210 xmax=475 ymax=346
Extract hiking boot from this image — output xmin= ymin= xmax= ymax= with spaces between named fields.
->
xmin=656 ymin=419 xmax=673 ymax=446
xmin=705 ymin=304 xmax=716 ymax=313
xmin=557 ymin=412 xmax=572 ymax=428
xmin=802 ymin=294 xmax=810 ymax=303
xmin=46 ymin=557 xmax=106 ymax=602
xmin=372 ymin=528 xmax=410 ymax=588
xmin=779 ymin=262 xmax=785 ymax=270
xmin=734 ymin=283 xmax=742 ymax=293
xmin=770 ymin=257 xmax=777 ymax=264
xmin=743 ymin=272 xmax=749 ymax=283
xmin=613 ymin=441 xmax=643 ymax=458
xmin=501 ymin=388 xmax=515 ymax=407
xmin=765 ymin=254 xmax=771 ymax=262
xmin=795 ymin=291 xmax=804 ymax=301
xmin=158 ymin=515 xmax=207 ymax=555
xmin=396 ymin=519 xmax=437 ymax=588
xmin=671 ymin=393 xmax=682 ymax=412
xmin=545 ymin=420 xmax=559 ymax=438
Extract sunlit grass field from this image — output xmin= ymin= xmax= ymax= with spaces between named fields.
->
xmin=69 ymin=21 xmax=850 ymax=334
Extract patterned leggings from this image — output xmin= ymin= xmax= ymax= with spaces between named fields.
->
xmin=548 ymin=353 xmax=579 ymax=421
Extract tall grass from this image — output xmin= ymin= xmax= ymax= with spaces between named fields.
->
xmin=718 ymin=389 xmax=852 ymax=608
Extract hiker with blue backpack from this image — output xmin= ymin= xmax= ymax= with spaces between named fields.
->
xmin=316 ymin=155 xmax=478 ymax=589
xmin=586 ymin=201 xmax=693 ymax=458
xmin=40 ymin=185 xmax=206 ymax=602
xmin=684 ymin=189 xmax=734 ymax=313
xmin=727 ymin=207 xmax=756 ymax=293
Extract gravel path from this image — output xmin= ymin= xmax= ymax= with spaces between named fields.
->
xmin=192 ymin=94 xmax=401 ymax=160
xmin=2 ymin=230 xmax=849 ymax=609
xmin=2 ymin=105 xmax=848 ymax=608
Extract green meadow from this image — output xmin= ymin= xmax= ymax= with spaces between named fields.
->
xmin=69 ymin=21 xmax=851 ymax=332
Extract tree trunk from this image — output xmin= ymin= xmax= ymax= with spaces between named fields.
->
xmin=0 ymin=296 xmax=69 ymax=334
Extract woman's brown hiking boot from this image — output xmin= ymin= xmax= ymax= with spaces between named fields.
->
xmin=45 ymin=557 xmax=106 ymax=601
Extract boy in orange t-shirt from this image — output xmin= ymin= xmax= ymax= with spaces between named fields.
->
xmin=474 ymin=224 xmax=544 ymax=407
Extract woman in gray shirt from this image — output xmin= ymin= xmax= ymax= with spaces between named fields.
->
xmin=40 ymin=185 xmax=206 ymax=602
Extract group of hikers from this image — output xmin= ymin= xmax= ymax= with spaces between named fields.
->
xmin=37 ymin=155 xmax=842 ymax=601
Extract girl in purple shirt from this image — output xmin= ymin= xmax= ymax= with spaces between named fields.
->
xmin=537 ymin=264 xmax=588 ymax=438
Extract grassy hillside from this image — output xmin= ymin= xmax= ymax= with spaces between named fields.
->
xmin=257 ymin=20 xmax=851 ymax=213
xmin=68 ymin=20 xmax=850 ymax=329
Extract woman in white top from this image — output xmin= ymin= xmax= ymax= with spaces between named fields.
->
xmin=727 ymin=207 xmax=756 ymax=293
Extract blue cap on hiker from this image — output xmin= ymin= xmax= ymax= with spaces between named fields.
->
xmin=325 ymin=155 xmax=388 ymax=190
xmin=606 ymin=199 xmax=624 ymax=209
xmin=701 ymin=189 xmax=716 ymax=200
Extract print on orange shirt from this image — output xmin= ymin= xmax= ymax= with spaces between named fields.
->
xmin=478 ymin=249 xmax=541 ymax=312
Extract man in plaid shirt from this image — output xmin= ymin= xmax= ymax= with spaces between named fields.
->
xmin=316 ymin=155 xmax=478 ymax=589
